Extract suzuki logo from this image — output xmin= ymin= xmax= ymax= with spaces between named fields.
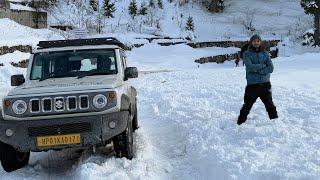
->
xmin=55 ymin=100 xmax=64 ymax=110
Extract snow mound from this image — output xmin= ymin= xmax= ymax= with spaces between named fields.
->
xmin=0 ymin=51 xmax=29 ymax=103
xmin=0 ymin=18 xmax=63 ymax=47
xmin=128 ymin=43 xmax=239 ymax=71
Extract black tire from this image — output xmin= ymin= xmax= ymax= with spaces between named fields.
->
xmin=113 ymin=118 xmax=134 ymax=160
xmin=132 ymin=104 xmax=139 ymax=132
xmin=0 ymin=142 xmax=30 ymax=172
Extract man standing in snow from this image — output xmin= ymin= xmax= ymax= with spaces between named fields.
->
xmin=237 ymin=34 xmax=278 ymax=125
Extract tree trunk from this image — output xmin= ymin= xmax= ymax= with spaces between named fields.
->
xmin=315 ymin=0 xmax=320 ymax=45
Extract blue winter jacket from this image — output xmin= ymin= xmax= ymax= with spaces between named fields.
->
xmin=243 ymin=47 xmax=274 ymax=85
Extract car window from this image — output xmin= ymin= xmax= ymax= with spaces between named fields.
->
xmin=30 ymin=49 xmax=117 ymax=80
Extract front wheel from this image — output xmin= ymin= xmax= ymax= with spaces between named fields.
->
xmin=113 ymin=119 xmax=134 ymax=160
xmin=0 ymin=142 xmax=30 ymax=172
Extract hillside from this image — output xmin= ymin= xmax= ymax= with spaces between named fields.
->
xmin=49 ymin=0 xmax=312 ymax=41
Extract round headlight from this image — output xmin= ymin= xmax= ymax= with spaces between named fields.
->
xmin=12 ymin=100 xmax=27 ymax=114
xmin=93 ymin=94 xmax=107 ymax=109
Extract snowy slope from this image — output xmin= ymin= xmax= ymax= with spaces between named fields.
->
xmin=0 ymin=44 xmax=320 ymax=179
xmin=49 ymin=0 xmax=311 ymax=41
xmin=0 ymin=18 xmax=63 ymax=47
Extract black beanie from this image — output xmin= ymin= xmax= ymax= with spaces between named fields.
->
xmin=250 ymin=34 xmax=262 ymax=43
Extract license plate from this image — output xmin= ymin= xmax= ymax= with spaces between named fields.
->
xmin=37 ymin=134 xmax=81 ymax=147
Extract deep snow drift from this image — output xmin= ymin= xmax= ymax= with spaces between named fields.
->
xmin=0 ymin=44 xmax=320 ymax=179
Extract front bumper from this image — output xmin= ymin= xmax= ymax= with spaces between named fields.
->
xmin=0 ymin=111 xmax=129 ymax=152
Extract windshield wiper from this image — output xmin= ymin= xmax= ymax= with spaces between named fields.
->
xmin=77 ymin=71 xmax=113 ymax=79
xmin=39 ymin=72 xmax=73 ymax=81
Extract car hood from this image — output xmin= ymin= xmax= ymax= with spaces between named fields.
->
xmin=8 ymin=76 xmax=122 ymax=97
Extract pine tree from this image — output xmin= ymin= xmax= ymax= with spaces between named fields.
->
xmin=90 ymin=0 xmax=98 ymax=11
xmin=157 ymin=0 xmax=163 ymax=9
xmin=149 ymin=0 xmax=155 ymax=8
xmin=103 ymin=0 xmax=116 ymax=18
xmin=139 ymin=2 xmax=148 ymax=15
xmin=203 ymin=0 xmax=224 ymax=13
xmin=129 ymin=0 xmax=138 ymax=18
xmin=186 ymin=16 xmax=195 ymax=32
xmin=301 ymin=0 xmax=320 ymax=45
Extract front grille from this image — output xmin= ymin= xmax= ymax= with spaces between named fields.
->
xmin=80 ymin=96 xmax=89 ymax=109
xmin=30 ymin=99 xmax=40 ymax=112
xmin=28 ymin=122 xmax=92 ymax=137
xmin=43 ymin=98 xmax=52 ymax=112
xmin=68 ymin=97 xmax=77 ymax=110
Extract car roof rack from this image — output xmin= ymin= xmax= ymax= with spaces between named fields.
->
xmin=37 ymin=37 xmax=128 ymax=50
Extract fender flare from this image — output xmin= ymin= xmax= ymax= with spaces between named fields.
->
xmin=120 ymin=94 xmax=131 ymax=112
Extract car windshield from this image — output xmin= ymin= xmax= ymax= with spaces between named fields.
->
xmin=30 ymin=49 xmax=117 ymax=80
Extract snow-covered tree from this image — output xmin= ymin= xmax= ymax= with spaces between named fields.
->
xmin=90 ymin=0 xmax=98 ymax=11
xmin=301 ymin=0 xmax=320 ymax=45
xmin=185 ymin=16 xmax=195 ymax=32
xmin=139 ymin=2 xmax=148 ymax=15
xmin=103 ymin=0 xmax=116 ymax=18
xmin=202 ymin=0 xmax=224 ymax=13
xmin=129 ymin=0 xmax=138 ymax=18
xmin=157 ymin=0 xmax=163 ymax=9
xmin=149 ymin=0 xmax=155 ymax=8
xmin=27 ymin=0 xmax=57 ymax=10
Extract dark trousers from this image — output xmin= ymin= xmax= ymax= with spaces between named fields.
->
xmin=238 ymin=82 xmax=278 ymax=124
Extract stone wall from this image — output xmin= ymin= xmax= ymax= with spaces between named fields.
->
xmin=0 ymin=5 xmax=47 ymax=29
xmin=132 ymin=39 xmax=280 ymax=51
xmin=0 ymin=45 xmax=32 ymax=56
xmin=9 ymin=9 xmax=47 ymax=29
xmin=188 ymin=40 xmax=280 ymax=50
xmin=195 ymin=53 xmax=239 ymax=64
xmin=11 ymin=59 xmax=28 ymax=68
xmin=195 ymin=49 xmax=279 ymax=64
xmin=0 ymin=7 xmax=10 ymax=19
xmin=0 ymin=45 xmax=31 ymax=68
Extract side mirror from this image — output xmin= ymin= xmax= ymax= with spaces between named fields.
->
xmin=11 ymin=74 xmax=25 ymax=86
xmin=124 ymin=67 xmax=138 ymax=80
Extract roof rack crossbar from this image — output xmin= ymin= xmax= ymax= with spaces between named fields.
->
xmin=37 ymin=37 xmax=128 ymax=50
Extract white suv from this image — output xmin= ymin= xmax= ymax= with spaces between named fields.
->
xmin=0 ymin=38 xmax=138 ymax=172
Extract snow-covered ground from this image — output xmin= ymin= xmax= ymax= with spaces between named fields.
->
xmin=0 ymin=0 xmax=319 ymax=179
xmin=0 ymin=44 xmax=320 ymax=179
xmin=0 ymin=18 xmax=62 ymax=47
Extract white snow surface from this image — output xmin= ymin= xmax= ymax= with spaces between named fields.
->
xmin=0 ymin=44 xmax=320 ymax=179
xmin=0 ymin=18 xmax=63 ymax=47
xmin=10 ymin=3 xmax=36 ymax=12
xmin=0 ymin=51 xmax=29 ymax=106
